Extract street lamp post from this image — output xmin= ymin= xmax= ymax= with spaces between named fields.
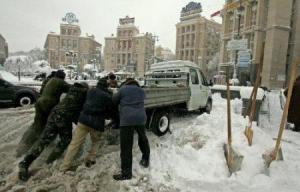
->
xmin=65 ymin=51 xmax=77 ymax=79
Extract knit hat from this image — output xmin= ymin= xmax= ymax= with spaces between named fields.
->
xmin=55 ymin=70 xmax=66 ymax=79
xmin=97 ymin=78 xmax=108 ymax=88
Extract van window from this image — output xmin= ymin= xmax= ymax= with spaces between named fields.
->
xmin=199 ymin=71 xmax=208 ymax=86
xmin=190 ymin=69 xmax=199 ymax=84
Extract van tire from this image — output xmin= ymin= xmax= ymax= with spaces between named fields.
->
xmin=151 ymin=110 xmax=170 ymax=136
xmin=204 ymin=99 xmax=212 ymax=114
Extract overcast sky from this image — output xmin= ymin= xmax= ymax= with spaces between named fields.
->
xmin=0 ymin=0 xmax=224 ymax=53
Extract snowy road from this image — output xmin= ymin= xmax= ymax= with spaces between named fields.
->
xmin=0 ymin=93 xmax=300 ymax=192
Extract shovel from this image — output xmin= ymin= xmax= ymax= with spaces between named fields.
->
xmin=262 ymin=60 xmax=298 ymax=169
xmin=224 ymin=66 xmax=243 ymax=175
xmin=244 ymin=43 xmax=265 ymax=146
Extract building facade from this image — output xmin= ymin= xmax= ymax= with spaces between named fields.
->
xmin=104 ymin=16 xmax=155 ymax=77
xmin=155 ymin=46 xmax=176 ymax=61
xmin=220 ymin=0 xmax=300 ymax=89
xmin=176 ymin=2 xmax=221 ymax=76
xmin=0 ymin=34 xmax=8 ymax=65
xmin=44 ymin=13 xmax=102 ymax=70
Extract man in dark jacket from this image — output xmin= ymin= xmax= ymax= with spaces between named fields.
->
xmin=16 ymin=70 xmax=70 ymax=157
xmin=18 ymin=82 xmax=89 ymax=181
xmin=284 ymin=76 xmax=300 ymax=132
xmin=60 ymin=78 xmax=114 ymax=172
xmin=112 ymin=78 xmax=150 ymax=181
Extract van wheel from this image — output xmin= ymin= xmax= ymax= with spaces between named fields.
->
xmin=16 ymin=95 xmax=34 ymax=107
xmin=151 ymin=111 xmax=170 ymax=136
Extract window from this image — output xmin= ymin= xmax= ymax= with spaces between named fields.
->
xmin=200 ymin=71 xmax=208 ymax=86
xmin=61 ymin=39 xmax=66 ymax=47
xmin=190 ymin=69 xmax=199 ymax=84
xmin=192 ymin=25 xmax=195 ymax=31
xmin=117 ymin=54 xmax=120 ymax=64
xmin=73 ymin=40 xmax=77 ymax=48
xmin=181 ymin=27 xmax=185 ymax=33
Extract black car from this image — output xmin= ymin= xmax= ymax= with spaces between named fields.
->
xmin=0 ymin=79 xmax=39 ymax=107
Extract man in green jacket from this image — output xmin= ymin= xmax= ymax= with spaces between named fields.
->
xmin=16 ymin=70 xmax=70 ymax=157
xmin=18 ymin=82 xmax=89 ymax=181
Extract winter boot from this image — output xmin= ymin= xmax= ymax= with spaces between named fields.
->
xmin=18 ymin=162 xmax=29 ymax=181
xmin=113 ymin=172 xmax=132 ymax=181
xmin=139 ymin=158 xmax=149 ymax=168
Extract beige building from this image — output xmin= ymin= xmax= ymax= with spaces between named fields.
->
xmin=0 ymin=34 xmax=8 ymax=65
xmin=176 ymin=2 xmax=221 ymax=76
xmin=44 ymin=13 xmax=101 ymax=70
xmin=155 ymin=46 xmax=176 ymax=61
xmin=220 ymin=0 xmax=300 ymax=89
xmin=104 ymin=16 xmax=155 ymax=77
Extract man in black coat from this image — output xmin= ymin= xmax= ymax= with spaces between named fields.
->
xmin=112 ymin=78 xmax=150 ymax=180
xmin=60 ymin=78 xmax=114 ymax=172
xmin=18 ymin=82 xmax=89 ymax=181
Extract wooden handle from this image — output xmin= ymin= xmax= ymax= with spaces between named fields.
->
xmin=248 ymin=43 xmax=265 ymax=124
xmin=226 ymin=67 xmax=232 ymax=147
xmin=274 ymin=61 xmax=298 ymax=153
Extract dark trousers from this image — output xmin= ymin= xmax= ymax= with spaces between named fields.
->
xmin=120 ymin=125 xmax=150 ymax=174
xmin=21 ymin=112 xmax=72 ymax=167
xmin=16 ymin=100 xmax=55 ymax=157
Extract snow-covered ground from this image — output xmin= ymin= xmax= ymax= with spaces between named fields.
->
xmin=0 ymin=92 xmax=299 ymax=192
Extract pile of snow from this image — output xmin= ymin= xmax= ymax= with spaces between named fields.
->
xmin=240 ymin=87 xmax=265 ymax=100
xmin=4 ymin=55 xmax=33 ymax=74
xmin=31 ymin=60 xmax=51 ymax=74
xmin=4 ymin=56 xmax=52 ymax=76
xmin=0 ymin=93 xmax=300 ymax=192
xmin=83 ymin=64 xmax=97 ymax=72
xmin=212 ymin=84 xmax=241 ymax=91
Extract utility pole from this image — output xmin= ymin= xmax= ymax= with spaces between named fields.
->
xmin=17 ymin=58 xmax=20 ymax=82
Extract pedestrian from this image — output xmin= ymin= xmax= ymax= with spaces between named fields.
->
xmin=112 ymin=78 xmax=150 ymax=181
xmin=60 ymin=78 xmax=115 ymax=172
xmin=40 ymin=71 xmax=56 ymax=94
xmin=18 ymin=82 xmax=89 ymax=181
xmin=107 ymin=72 xmax=118 ymax=88
xmin=284 ymin=75 xmax=300 ymax=132
xmin=16 ymin=70 xmax=70 ymax=157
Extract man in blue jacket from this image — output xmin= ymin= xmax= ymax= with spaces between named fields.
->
xmin=60 ymin=78 xmax=114 ymax=172
xmin=112 ymin=78 xmax=150 ymax=180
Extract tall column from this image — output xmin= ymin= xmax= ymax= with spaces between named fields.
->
xmin=261 ymin=0 xmax=293 ymax=89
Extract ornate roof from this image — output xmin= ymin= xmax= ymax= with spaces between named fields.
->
xmin=181 ymin=2 xmax=202 ymax=14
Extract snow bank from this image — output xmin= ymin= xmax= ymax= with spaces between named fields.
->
xmin=0 ymin=93 xmax=300 ymax=192
xmin=31 ymin=60 xmax=51 ymax=74
xmin=240 ymin=87 xmax=265 ymax=100
xmin=4 ymin=56 xmax=52 ymax=75
xmin=212 ymin=85 xmax=241 ymax=91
